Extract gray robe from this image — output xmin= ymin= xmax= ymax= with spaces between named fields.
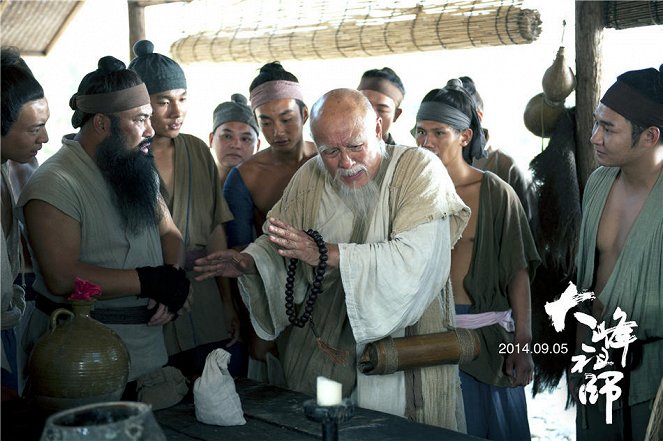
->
xmin=18 ymin=136 xmax=167 ymax=381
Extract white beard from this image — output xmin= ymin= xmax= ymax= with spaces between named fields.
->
xmin=332 ymin=167 xmax=380 ymax=222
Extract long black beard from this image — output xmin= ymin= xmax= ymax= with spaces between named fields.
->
xmin=95 ymin=124 xmax=161 ymax=234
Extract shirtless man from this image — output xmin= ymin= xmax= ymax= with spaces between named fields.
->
xmin=224 ymin=62 xmax=317 ymax=248
xmin=223 ymin=62 xmax=317 ymax=380
xmin=574 ymin=65 xmax=663 ymax=441
xmin=414 ymin=79 xmax=540 ymax=441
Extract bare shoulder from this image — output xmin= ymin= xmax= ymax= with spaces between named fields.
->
xmin=238 ymin=148 xmax=273 ymax=169
xmin=303 ymin=141 xmax=318 ymax=159
xmin=456 ymin=168 xmax=484 ymax=192
xmin=236 ymin=149 xmax=272 ymax=182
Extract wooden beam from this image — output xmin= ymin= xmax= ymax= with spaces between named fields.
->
xmin=574 ymin=1 xmax=603 ymax=195
xmin=44 ymin=1 xmax=85 ymax=56
xmin=128 ymin=1 xmax=146 ymax=60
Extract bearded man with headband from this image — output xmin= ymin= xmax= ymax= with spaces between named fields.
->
xmin=196 ymin=88 xmax=470 ymax=431
xmin=18 ymin=56 xmax=191 ymax=408
xmin=573 ymin=65 xmax=663 ymax=441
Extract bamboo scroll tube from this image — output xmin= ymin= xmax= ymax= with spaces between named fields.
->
xmin=358 ymin=328 xmax=480 ymax=376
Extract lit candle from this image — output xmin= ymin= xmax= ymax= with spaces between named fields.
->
xmin=316 ymin=376 xmax=342 ymax=406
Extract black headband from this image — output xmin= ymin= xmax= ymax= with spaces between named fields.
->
xmin=601 ymin=80 xmax=663 ymax=128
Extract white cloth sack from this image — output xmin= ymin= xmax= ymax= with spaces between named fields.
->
xmin=194 ymin=348 xmax=246 ymax=426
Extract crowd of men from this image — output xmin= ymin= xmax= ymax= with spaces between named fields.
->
xmin=2 ymin=41 xmax=661 ymax=441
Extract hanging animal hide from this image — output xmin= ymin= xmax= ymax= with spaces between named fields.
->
xmin=528 ymin=108 xmax=581 ymax=399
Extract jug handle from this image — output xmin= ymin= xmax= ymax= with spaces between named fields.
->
xmin=50 ymin=308 xmax=74 ymax=331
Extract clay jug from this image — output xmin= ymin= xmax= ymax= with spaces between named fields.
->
xmin=28 ymin=300 xmax=130 ymax=413
xmin=523 ymin=93 xmax=565 ymax=138
xmin=542 ymin=46 xmax=576 ymax=103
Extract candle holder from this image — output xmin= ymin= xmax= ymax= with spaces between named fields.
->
xmin=304 ymin=398 xmax=355 ymax=441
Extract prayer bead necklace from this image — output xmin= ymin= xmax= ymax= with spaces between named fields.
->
xmin=284 ymin=229 xmax=328 ymax=328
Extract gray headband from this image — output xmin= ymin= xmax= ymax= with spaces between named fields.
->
xmin=416 ymin=100 xmax=486 ymax=163
xmin=74 ymin=84 xmax=150 ymax=114
xmin=416 ymin=101 xmax=471 ymax=130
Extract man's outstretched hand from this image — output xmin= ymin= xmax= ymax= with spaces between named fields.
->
xmin=193 ymin=249 xmax=255 ymax=281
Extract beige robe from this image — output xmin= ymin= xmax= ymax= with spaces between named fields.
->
xmin=240 ymin=145 xmax=470 ymax=430
xmin=161 ymin=134 xmax=233 ymax=354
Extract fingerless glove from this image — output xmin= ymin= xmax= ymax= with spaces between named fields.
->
xmin=136 ymin=265 xmax=190 ymax=314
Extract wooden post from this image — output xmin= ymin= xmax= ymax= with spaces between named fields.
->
xmin=574 ymin=1 xmax=603 ymax=196
xmin=128 ymin=1 xmax=146 ymax=60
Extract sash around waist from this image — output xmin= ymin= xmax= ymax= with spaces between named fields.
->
xmin=35 ymin=294 xmax=151 ymax=325
xmin=455 ymin=308 xmax=515 ymax=332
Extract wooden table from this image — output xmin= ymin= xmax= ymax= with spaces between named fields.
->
xmin=156 ymin=378 xmax=486 ymax=440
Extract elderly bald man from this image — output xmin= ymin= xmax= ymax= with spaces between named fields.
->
xmin=195 ymin=88 xmax=470 ymax=430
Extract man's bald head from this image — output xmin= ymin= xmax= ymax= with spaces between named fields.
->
xmin=309 ymin=88 xmax=386 ymax=199
xmin=310 ymin=88 xmax=378 ymax=144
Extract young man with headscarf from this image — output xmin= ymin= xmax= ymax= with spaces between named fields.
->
xmin=357 ymin=67 xmax=405 ymax=145
xmin=196 ymin=88 xmax=470 ymax=431
xmin=128 ymin=41 xmax=242 ymax=378
xmin=224 ymin=61 xmax=317 ymax=249
xmin=573 ymin=65 xmax=663 ymax=441
xmin=414 ymin=79 xmax=540 ymax=440
xmin=223 ymin=62 xmax=317 ymax=382
xmin=18 ymin=56 xmax=191 ymax=408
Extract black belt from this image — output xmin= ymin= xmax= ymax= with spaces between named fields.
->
xmin=35 ymin=294 xmax=151 ymax=325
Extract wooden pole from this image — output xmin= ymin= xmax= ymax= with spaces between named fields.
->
xmin=44 ymin=1 xmax=85 ymax=56
xmin=128 ymin=1 xmax=146 ymax=60
xmin=574 ymin=1 xmax=603 ymax=196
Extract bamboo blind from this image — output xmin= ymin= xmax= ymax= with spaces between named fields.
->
xmin=170 ymin=0 xmax=541 ymax=64
xmin=0 ymin=0 xmax=84 ymax=56
xmin=604 ymin=1 xmax=663 ymax=30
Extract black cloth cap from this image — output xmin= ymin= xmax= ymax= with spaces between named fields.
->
xmin=128 ymin=40 xmax=186 ymax=95
xmin=212 ymin=93 xmax=259 ymax=136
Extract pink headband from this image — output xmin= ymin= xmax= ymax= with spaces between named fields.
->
xmin=249 ymin=80 xmax=304 ymax=111
xmin=601 ymin=80 xmax=663 ymax=128
xmin=75 ymin=83 xmax=150 ymax=114
xmin=357 ymin=77 xmax=404 ymax=107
